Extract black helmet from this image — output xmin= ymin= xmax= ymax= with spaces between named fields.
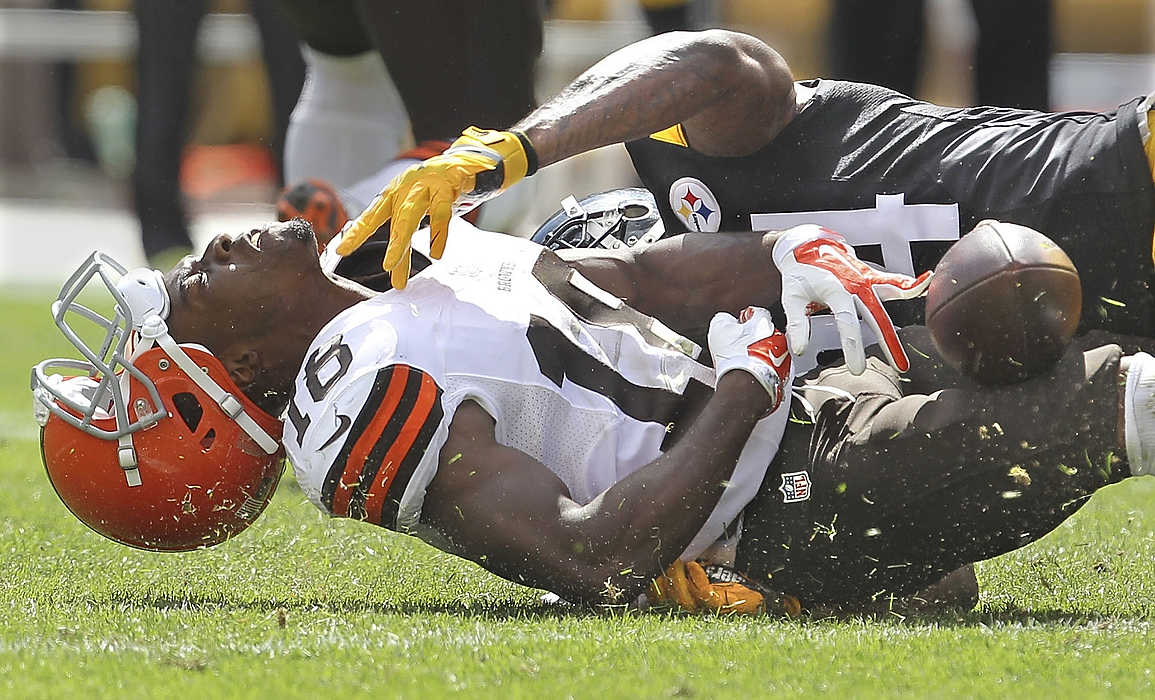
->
xmin=532 ymin=187 xmax=665 ymax=251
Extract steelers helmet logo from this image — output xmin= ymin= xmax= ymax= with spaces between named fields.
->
xmin=669 ymin=177 xmax=721 ymax=232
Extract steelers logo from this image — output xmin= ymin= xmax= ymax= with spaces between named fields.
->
xmin=668 ymin=177 xmax=721 ymax=232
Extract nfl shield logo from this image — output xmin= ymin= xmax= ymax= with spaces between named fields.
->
xmin=779 ymin=471 xmax=811 ymax=503
xmin=668 ymin=177 xmax=722 ymax=232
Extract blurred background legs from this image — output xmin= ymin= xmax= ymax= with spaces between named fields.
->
xmin=249 ymin=0 xmax=305 ymax=180
xmin=277 ymin=0 xmax=408 ymax=190
xmin=1 ymin=0 xmax=1151 ymax=283
xmin=133 ymin=0 xmax=302 ymax=265
xmin=277 ymin=0 xmax=545 ymax=223
xmin=639 ymin=0 xmax=699 ymax=37
xmin=132 ymin=0 xmax=205 ymax=261
xmin=829 ymin=0 xmax=925 ymax=97
xmin=358 ymin=0 xmax=542 ymax=144
xmin=971 ymin=0 xmax=1051 ymax=110
xmin=52 ymin=0 xmax=97 ymax=164
xmin=829 ymin=0 xmax=1051 ymax=110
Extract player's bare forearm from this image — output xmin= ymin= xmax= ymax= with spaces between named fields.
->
xmin=514 ymin=30 xmax=796 ymax=163
xmin=562 ymin=231 xmax=784 ymax=340
xmin=422 ymin=373 xmax=771 ymax=606
xmin=561 ymin=372 xmax=771 ymax=602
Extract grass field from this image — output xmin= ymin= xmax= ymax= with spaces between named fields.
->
xmin=4 ymin=288 xmax=1155 ymax=698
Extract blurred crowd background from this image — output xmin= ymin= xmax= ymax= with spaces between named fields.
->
xmin=1 ymin=0 xmax=1153 ymax=284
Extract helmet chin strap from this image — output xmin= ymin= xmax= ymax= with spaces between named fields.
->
xmin=119 ymin=270 xmax=281 ymax=463
xmin=139 ymin=318 xmax=280 ymax=455
xmin=116 ymin=436 xmax=142 ymax=487
xmin=37 ymin=255 xmax=279 ymax=490
xmin=115 ymin=268 xmax=173 ymax=487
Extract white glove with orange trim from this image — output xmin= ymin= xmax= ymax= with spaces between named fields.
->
xmin=772 ymin=224 xmax=932 ymax=375
xmin=707 ymin=306 xmax=792 ymax=413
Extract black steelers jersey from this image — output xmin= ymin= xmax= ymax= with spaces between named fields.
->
xmin=626 ymin=79 xmax=1155 ymax=335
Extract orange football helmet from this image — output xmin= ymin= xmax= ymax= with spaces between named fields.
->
xmin=31 ymin=253 xmax=285 ymax=551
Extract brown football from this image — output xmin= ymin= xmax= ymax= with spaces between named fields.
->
xmin=925 ymin=220 xmax=1081 ymax=384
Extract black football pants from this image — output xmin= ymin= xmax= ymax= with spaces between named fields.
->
xmin=829 ymin=0 xmax=1052 ymax=110
xmin=736 ymin=326 xmax=1130 ymax=606
xmin=132 ymin=0 xmax=304 ymax=259
xmin=275 ymin=0 xmax=542 ymax=143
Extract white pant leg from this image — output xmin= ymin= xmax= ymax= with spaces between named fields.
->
xmin=284 ymin=46 xmax=412 ymax=191
xmin=342 ymin=157 xmax=422 ymax=213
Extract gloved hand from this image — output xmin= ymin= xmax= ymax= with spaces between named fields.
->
xmin=651 ymin=560 xmax=786 ymax=615
xmin=335 ymin=126 xmax=538 ymax=290
xmin=707 ymin=306 xmax=792 ymax=413
xmin=773 ymin=224 xmax=932 ymax=375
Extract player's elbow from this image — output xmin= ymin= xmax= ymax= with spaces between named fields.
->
xmin=552 ymin=503 xmax=660 ymax=605
xmin=692 ymin=28 xmax=767 ymax=58
xmin=685 ymin=29 xmax=791 ymax=87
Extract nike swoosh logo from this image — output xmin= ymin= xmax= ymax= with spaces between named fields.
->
xmin=319 ymin=414 xmax=353 ymax=450
xmin=749 ymin=337 xmax=791 ymax=369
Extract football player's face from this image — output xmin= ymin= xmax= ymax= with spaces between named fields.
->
xmin=163 ymin=219 xmax=319 ymax=348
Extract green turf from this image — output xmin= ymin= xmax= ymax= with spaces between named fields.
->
xmin=3 ymin=288 xmax=1155 ymax=698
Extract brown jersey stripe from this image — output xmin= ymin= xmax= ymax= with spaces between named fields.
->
xmin=363 ymin=372 xmax=443 ymax=527
xmin=325 ymin=365 xmax=409 ymax=516
xmin=320 ymin=365 xmax=399 ymax=511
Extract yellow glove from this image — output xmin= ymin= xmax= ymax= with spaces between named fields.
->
xmin=335 ymin=126 xmax=537 ymax=290
xmin=651 ymin=560 xmax=768 ymax=615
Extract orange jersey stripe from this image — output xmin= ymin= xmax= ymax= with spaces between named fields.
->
xmin=330 ymin=365 xmax=410 ymax=518
xmin=362 ymin=372 xmax=440 ymax=525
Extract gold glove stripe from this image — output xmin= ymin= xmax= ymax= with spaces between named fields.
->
xmin=335 ymin=125 xmax=534 ymax=292
xmin=511 ymin=129 xmax=539 ymax=176
xmin=456 ymin=127 xmax=531 ymax=186
xmin=498 ymin=141 xmax=528 ymax=185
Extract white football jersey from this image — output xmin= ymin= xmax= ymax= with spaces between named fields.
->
xmin=283 ymin=218 xmax=794 ymax=560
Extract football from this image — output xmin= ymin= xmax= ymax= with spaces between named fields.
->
xmin=925 ymin=220 xmax=1082 ymax=384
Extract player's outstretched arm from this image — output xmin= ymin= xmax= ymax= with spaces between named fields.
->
xmin=336 ymin=30 xmax=795 ymax=289
xmin=562 ymin=225 xmax=930 ymax=374
xmin=420 ymin=322 xmax=788 ymax=606
xmin=517 ymin=29 xmax=797 ymax=163
xmin=559 ymin=230 xmax=784 ymax=340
